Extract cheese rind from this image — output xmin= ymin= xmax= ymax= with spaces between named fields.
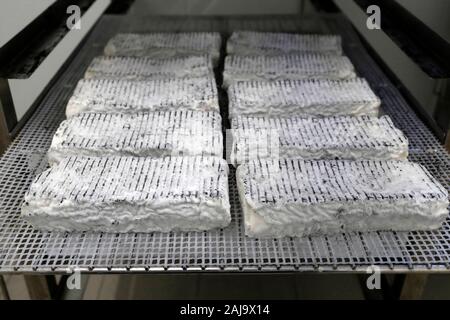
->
xmin=66 ymin=77 xmax=219 ymax=118
xmin=104 ymin=32 xmax=222 ymax=66
xmin=237 ymin=159 xmax=448 ymax=238
xmin=49 ymin=111 xmax=223 ymax=165
xmin=223 ymin=53 xmax=356 ymax=88
xmin=22 ymin=156 xmax=230 ymax=232
xmin=231 ymin=115 xmax=407 ymax=165
xmin=228 ymin=78 xmax=380 ymax=118
xmin=84 ymin=55 xmax=213 ymax=80
xmin=227 ymin=31 xmax=342 ymax=55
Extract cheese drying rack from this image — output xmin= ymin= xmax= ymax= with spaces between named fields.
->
xmin=0 ymin=14 xmax=449 ymax=275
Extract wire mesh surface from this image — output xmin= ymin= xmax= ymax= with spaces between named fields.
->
xmin=0 ymin=14 xmax=449 ymax=273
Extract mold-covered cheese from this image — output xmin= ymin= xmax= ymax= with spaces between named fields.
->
xmin=22 ymin=156 xmax=231 ymax=233
xmin=227 ymin=78 xmax=380 ymax=118
xmin=237 ymin=158 xmax=448 ymax=238
xmin=227 ymin=31 xmax=342 ymax=56
xmin=66 ymin=77 xmax=219 ymax=117
xmin=49 ymin=111 xmax=223 ymax=165
xmin=104 ymin=32 xmax=222 ymax=66
xmin=84 ymin=55 xmax=213 ymax=80
xmin=230 ymin=115 xmax=408 ymax=165
xmin=223 ymin=53 xmax=356 ymax=88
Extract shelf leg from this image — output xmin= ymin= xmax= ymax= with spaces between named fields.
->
xmin=0 ymin=103 xmax=11 ymax=155
xmin=399 ymin=274 xmax=428 ymax=300
xmin=24 ymin=275 xmax=55 ymax=300
xmin=0 ymin=276 xmax=11 ymax=300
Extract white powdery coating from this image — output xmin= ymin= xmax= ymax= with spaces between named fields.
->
xmin=231 ymin=115 xmax=408 ymax=165
xmin=223 ymin=53 xmax=356 ymax=88
xmin=84 ymin=55 xmax=213 ymax=80
xmin=22 ymin=156 xmax=230 ymax=233
xmin=237 ymin=159 xmax=448 ymax=238
xmin=227 ymin=31 xmax=342 ymax=55
xmin=228 ymin=78 xmax=380 ymax=118
xmin=104 ymin=32 xmax=222 ymax=66
xmin=66 ymin=77 xmax=219 ymax=117
xmin=49 ymin=111 xmax=223 ymax=165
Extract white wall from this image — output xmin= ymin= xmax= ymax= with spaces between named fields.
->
xmin=0 ymin=0 xmax=57 ymax=48
xmin=395 ymin=0 xmax=450 ymax=43
xmin=334 ymin=0 xmax=444 ymax=125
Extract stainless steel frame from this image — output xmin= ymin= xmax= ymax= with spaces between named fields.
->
xmin=0 ymin=14 xmax=448 ymax=276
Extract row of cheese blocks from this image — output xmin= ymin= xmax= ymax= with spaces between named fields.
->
xmin=223 ymin=32 xmax=447 ymax=237
xmin=23 ymin=33 xmax=230 ymax=233
xmin=22 ymin=32 xmax=448 ymax=238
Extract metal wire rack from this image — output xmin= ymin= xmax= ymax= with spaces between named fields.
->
xmin=0 ymin=14 xmax=449 ymax=273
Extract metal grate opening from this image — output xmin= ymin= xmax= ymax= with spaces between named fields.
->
xmin=0 ymin=15 xmax=449 ymax=273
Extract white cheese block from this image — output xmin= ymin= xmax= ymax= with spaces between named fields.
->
xmin=227 ymin=31 xmax=342 ymax=56
xmin=48 ymin=111 xmax=223 ymax=165
xmin=223 ymin=53 xmax=356 ymax=88
xmin=66 ymin=77 xmax=219 ymax=118
xmin=237 ymin=159 xmax=448 ymax=238
xmin=104 ymin=32 xmax=222 ymax=66
xmin=231 ymin=115 xmax=408 ymax=165
xmin=84 ymin=55 xmax=213 ymax=80
xmin=228 ymin=78 xmax=380 ymax=118
xmin=22 ymin=156 xmax=230 ymax=232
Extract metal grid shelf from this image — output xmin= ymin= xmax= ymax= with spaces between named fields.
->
xmin=0 ymin=14 xmax=449 ymax=273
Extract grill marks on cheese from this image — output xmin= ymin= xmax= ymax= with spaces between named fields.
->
xmin=223 ymin=53 xmax=356 ymax=87
xmin=236 ymin=158 xmax=448 ymax=237
xmin=29 ymin=156 xmax=228 ymax=203
xmin=231 ymin=115 xmax=408 ymax=164
xmin=66 ymin=77 xmax=219 ymax=117
xmin=239 ymin=159 xmax=447 ymax=205
xmin=227 ymin=32 xmax=343 ymax=55
xmin=228 ymin=78 xmax=380 ymax=117
xmin=104 ymin=32 xmax=222 ymax=65
xmin=49 ymin=111 xmax=223 ymax=164
xmin=22 ymin=156 xmax=231 ymax=232
xmin=84 ymin=55 xmax=213 ymax=80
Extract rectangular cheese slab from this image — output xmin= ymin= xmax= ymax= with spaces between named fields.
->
xmin=66 ymin=77 xmax=219 ymax=118
xmin=104 ymin=32 xmax=222 ymax=66
xmin=227 ymin=31 xmax=342 ymax=56
xmin=223 ymin=53 xmax=356 ymax=88
xmin=84 ymin=55 xmax=213 ymax=80
xmin=237 ymin=159 xmax=448 ymax=238
xmin=228 ymin=78 xmax=380 ymax=118
xmin=231 ymin=115 xmax=408 ymax=165
xmin=48 ymin=111 xmax=223 ymax=165
xmin=22 ymin=156 xmax=230 ymax=233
